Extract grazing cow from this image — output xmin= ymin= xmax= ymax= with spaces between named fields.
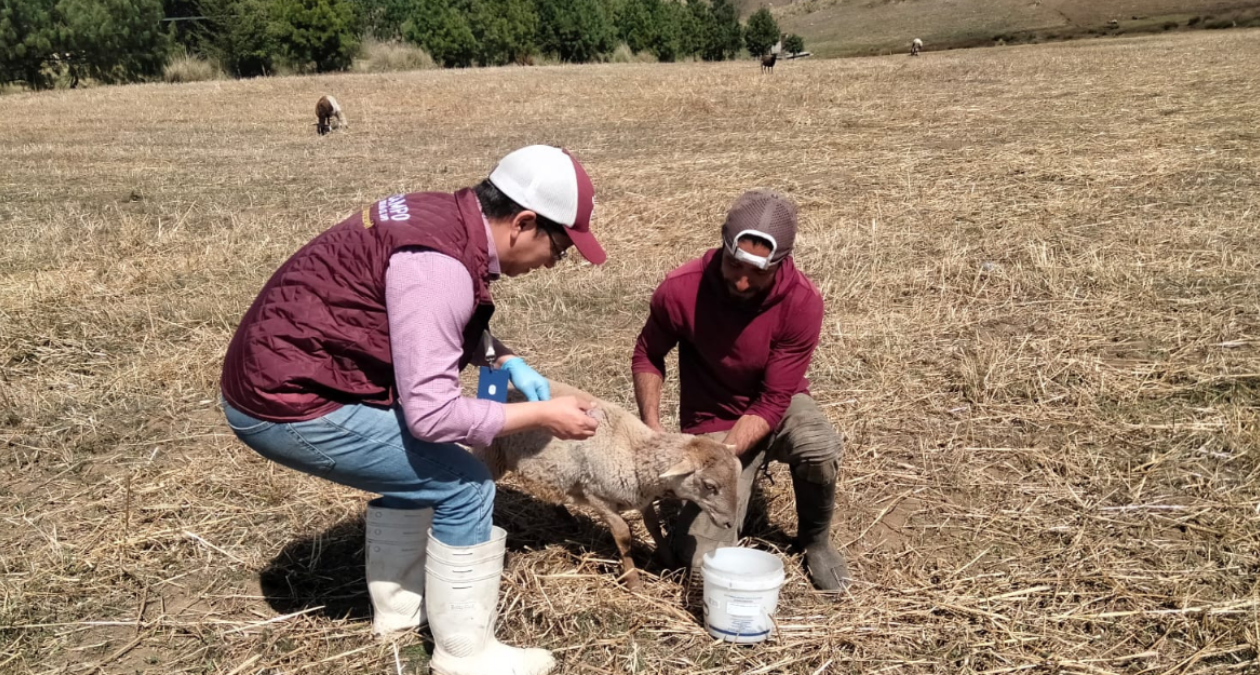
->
xmin=910 ymin=38 xmax=924 ymax=56
xmin=761 ymin=52 xmax=777 ymax=73
xmin=314 ymin=95 xmax=347 ymax=136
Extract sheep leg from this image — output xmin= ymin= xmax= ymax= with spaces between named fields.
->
xmin=641 ymin=501 xmax=679 ymax=569
xmin=584 ymin=497 xmax=641 ymax=591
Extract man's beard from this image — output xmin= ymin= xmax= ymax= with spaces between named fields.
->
xmin=725 ymin=283 xmax=766 ymax=303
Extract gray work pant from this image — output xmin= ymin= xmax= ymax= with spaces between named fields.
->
xmin=674 ymin=393 xmax=843 ymax=563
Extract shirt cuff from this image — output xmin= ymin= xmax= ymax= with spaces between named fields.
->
xmin=631 ymin=360 xmax=666 ymax=377
xmin=741 ymin=405 xmax=785 ymax=433
xmin=463 ymin=398 xmax=507 ymax=447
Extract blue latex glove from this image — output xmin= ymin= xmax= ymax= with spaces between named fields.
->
xmin=501 ymin=358 xmax=551 ymax=402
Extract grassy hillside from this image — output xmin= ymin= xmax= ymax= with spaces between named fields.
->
xmin=2 ymin=29 xmax=1259 ymax=675
xmin=762 ymin=0 xmax=1260 ymax=57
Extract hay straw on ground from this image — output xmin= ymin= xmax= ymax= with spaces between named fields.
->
xmin=1 ymin=29 xmax=1258 ymax=675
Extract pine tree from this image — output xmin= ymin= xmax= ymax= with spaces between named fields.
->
xmin=267 ymin=0 xmax=360 ymax=72
xmin=401 ymin=0 xmax=476 ymax=67
xmin=357 ymin=0 xmax=420 ymax=40
xmin=701 ymin=0 xmax=739 ymax=61
xmin=782 ymin=32 xmax=803 ymax=55
xmin=162 ymin=0 xmax=201 ymax=49
xmin=0 ymin=0 xmax=59 ymax=87
xmin=469 ymin=0 xmax=537 ymax=65
xmin=535 ymin=0 xmax=614 ymax=62
xmin=647 ymin=0 xmax=681 ymax=61
xmin=57 ymin=0 xmax=169 ymax=84
xmin=615 ymin=0 xmax=654 ymax=54
xmin=743 ymin=6 xmax=777 ymax=57
xmin=678 ymin=0 xmax=708 ymax=59
xmin=199 ymin=0 xmax=276 ymax=77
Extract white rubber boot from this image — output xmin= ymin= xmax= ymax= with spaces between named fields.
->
xmin=366 ymin=501 xmax=433 ymax=637
xmin=426 ymin=527 xmax=555 ymax=675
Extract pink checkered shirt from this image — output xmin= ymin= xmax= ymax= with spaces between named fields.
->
xmin=384 ymin=221 xmax=505 ymax=447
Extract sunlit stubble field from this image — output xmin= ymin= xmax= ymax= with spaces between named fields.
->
xmin=2 ymin=28 xmax=1259 ymax=675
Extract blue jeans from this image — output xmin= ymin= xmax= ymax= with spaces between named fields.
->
xmin=221 ymin=398 xmax=494 ymax=546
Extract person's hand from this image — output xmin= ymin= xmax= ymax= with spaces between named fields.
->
xmin=501 ymin=357 xmax=550 ymax=402
xmin=645 ymin=420 xmax=666 ymax=434
xmin=542 ymin=396 xmax=599 ymax=440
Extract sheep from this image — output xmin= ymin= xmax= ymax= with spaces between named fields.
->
xmin=910 ymin=38 xmax=924 ymax=56
xmin=314 ymin=95 xmax=347 ymax=136
xmin=474 ymin=381 xmax=740 ymax=591
xmin=761 ymin=52 xmax=778 ymax=74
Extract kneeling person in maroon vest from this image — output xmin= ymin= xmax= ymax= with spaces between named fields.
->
xmin=220 ymin=145 xmax=606 ymax=675
xmin=631 ymin=189 xmax=851 ymax=599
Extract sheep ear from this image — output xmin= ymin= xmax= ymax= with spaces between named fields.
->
xmin=660 ymin=458 xmax=695 ymax=480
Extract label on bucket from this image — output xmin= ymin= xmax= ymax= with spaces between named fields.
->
xmin=706 ymin=593 xmax=771 ymax=641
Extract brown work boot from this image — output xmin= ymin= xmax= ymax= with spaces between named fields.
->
xmin=791 ymin=461 xmax=851 ymax=592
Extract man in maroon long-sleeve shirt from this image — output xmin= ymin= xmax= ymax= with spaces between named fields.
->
xmin=631 ymin=189 xmax=850 ymax=594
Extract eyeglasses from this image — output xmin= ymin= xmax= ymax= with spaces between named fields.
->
xmin=544 ymin=227 xmax=569 ymax=261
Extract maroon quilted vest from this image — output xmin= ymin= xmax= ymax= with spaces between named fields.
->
xmin=221 ymin=188 xmax=495 ymax=421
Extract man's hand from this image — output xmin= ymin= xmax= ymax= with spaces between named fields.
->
xmin=722 ymin=414 xmax=772 ymax=456
xmin=541 ymin=396 xmax=599 ymax=440
xmin=501 ymin=357 xmax=551 ymax=402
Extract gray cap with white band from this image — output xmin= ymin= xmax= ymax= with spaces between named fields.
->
xmin=721 ymin=189 xmax=798 ymax=270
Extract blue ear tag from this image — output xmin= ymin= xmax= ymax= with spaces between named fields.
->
xmin=478 ymin=366 xmax=510 ymax=402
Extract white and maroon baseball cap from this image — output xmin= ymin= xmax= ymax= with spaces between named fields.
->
xmin=488 ymin=145 xmax=606 ymax=265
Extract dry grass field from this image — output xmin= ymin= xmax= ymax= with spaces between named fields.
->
xmin=773 ymin=0 xmax=1260 ymax=57
xmin=2 ymin=28 xmax=1259 ymax=675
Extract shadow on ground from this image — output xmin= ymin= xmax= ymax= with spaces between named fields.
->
xmin=258 ymin=482 xmax=794 ymax=619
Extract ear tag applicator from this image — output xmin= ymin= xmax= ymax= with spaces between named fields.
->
xmin=476 ymin=330 xmax=509 ymax=402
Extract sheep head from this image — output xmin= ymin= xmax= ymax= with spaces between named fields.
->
xmin=659 ymin=436 xmax=740 ymax=529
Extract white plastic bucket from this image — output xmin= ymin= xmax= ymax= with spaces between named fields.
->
xmin=701 ymin=547 xmax=785 ymax=644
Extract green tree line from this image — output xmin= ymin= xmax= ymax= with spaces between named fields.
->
xmin=1 ymin=0 xmax=169 ymax=87
xmin=1 ymin=0 xmax=803 ymax=86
